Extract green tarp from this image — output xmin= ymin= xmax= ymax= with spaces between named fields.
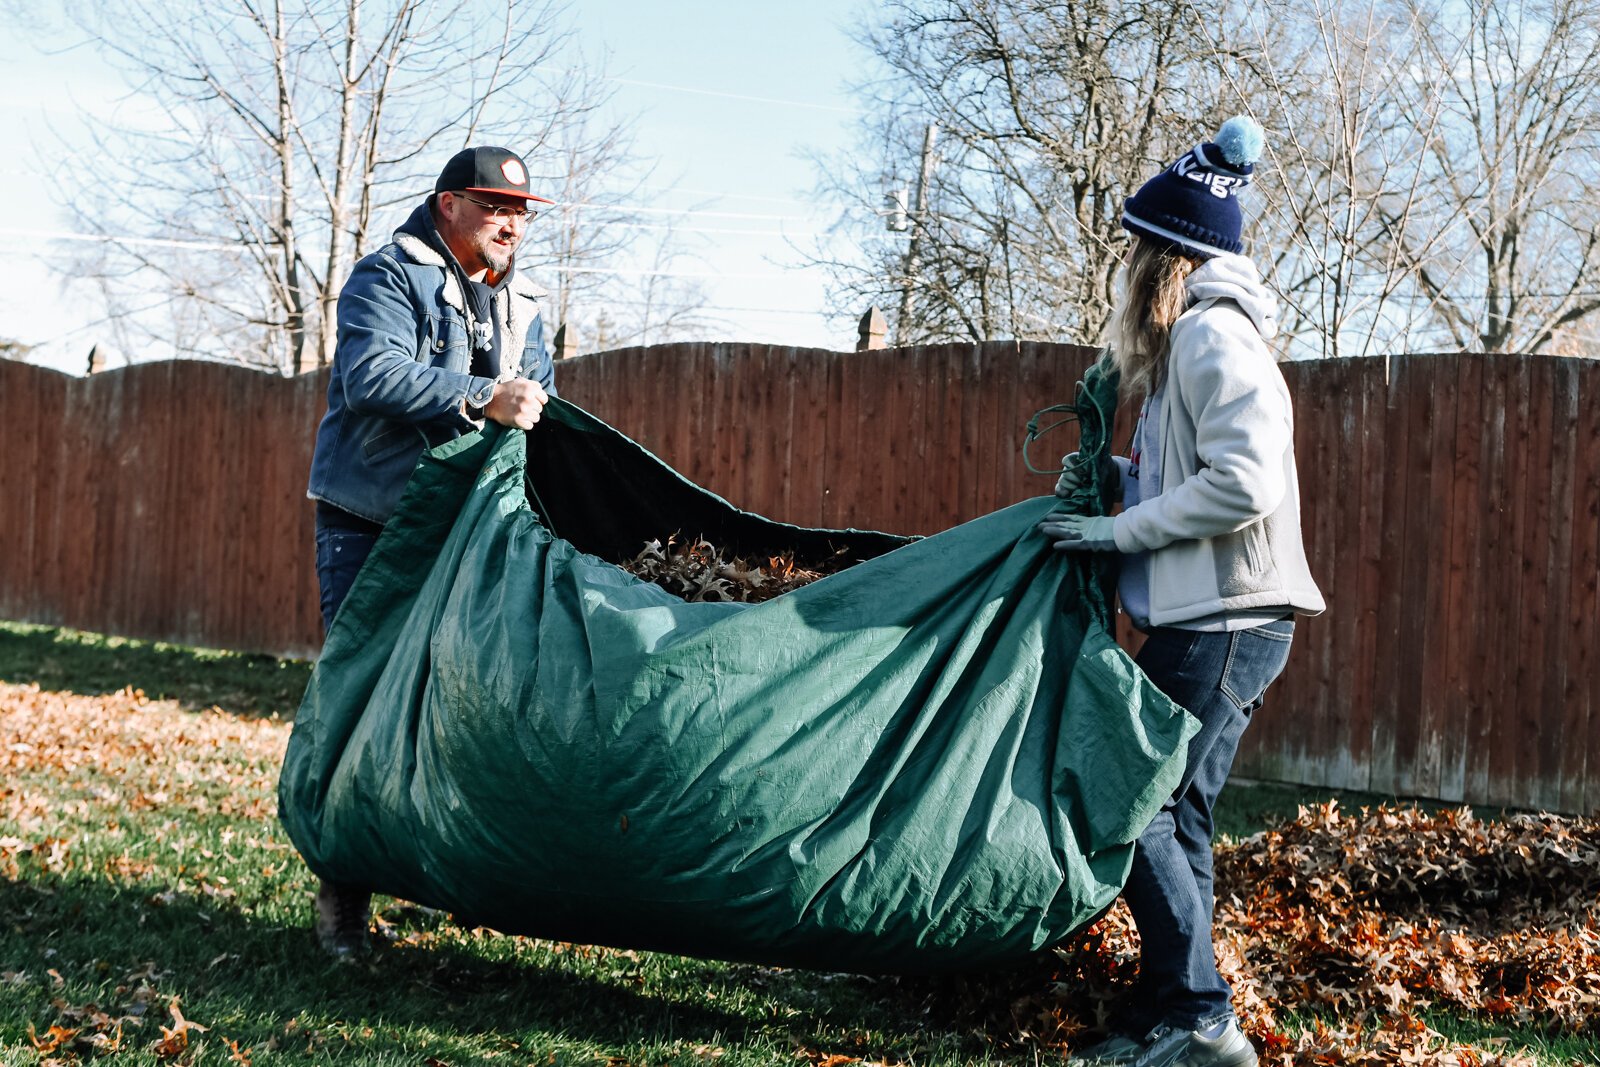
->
xmin=278 ymin=368 xmax=1196 ymax=973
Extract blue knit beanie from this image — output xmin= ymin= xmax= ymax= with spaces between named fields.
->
xmin=1121 ymin=116 xmax=1265 ymax=259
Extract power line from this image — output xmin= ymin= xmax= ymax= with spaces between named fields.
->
xmin=0 ymin=228 xmax=804 ymax=280
xmin=624 ymin=183 xmax=808 ymax=207
xmin=589 ymin=299 xmax=823 ymax=317
xmin=553 ymin=201 xmax=808 ymax=222
xmin=556 ymin=263 xmax=791 ymax=281
xmin=600 ymin=219 xmax=905 ymax=240
xmin=607 ymin=76 xmax=860 ymax=116
xmin=0 ymin=228 xmax=241 ymax=252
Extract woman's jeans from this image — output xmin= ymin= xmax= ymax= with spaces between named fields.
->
xmin=1114 ymin=617 xmax=1295 ymax=1035
xmin=314 ymin=523 xmax=379 ymax=633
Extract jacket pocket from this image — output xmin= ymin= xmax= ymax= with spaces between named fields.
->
xmin=426 ymin=313 xmax=471 ymax=364
xmin=1242 ymin=522 xmax=1269 ymax=576
xmin=361 ymin=421 xmax=422 ymax=463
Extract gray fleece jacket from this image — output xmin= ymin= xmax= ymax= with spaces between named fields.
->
xmin=1109 ymin=254 xmax=1325 ymax=627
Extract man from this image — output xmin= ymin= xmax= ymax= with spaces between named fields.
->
xmin=304 ymin=145 xmax=556 ymax=958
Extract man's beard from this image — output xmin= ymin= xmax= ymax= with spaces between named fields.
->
xmin=473 ymin=229 xmax=517 ymax=274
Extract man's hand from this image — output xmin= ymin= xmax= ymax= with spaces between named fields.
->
xmin=484 ymin=379 xmax=548 ymax=430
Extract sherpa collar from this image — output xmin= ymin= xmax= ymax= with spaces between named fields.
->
xmin=389 ymin=201 xmax=548 ymax=380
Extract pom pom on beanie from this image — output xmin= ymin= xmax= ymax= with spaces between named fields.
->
xmin=1214 ymin=115 xmax=1264 ymax=168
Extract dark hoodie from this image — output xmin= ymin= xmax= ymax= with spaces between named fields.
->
xmin=397 ymin=199 xmax=513 ymax=382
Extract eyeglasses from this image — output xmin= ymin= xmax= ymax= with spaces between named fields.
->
xmin=452 ymin=192 xmax=538 ymax=223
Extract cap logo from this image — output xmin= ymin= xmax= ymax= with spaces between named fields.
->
xmin=500 ymin=158 xmax=527 ymax=186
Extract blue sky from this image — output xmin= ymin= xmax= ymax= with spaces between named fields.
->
xmin=0 ymin=1 xmax=877 ymax=373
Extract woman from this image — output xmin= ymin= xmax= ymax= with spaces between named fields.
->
xmin=1040 ymin=117 xmax=1325 ymax=1067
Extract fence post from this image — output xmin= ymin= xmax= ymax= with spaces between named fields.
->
xmin=857 ymin=306 xmax=886 ymax=352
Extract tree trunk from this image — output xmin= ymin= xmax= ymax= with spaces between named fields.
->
xmin=321 ymin=0 xmax=363 ymax=367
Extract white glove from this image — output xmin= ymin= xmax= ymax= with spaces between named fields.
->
xmin=1054 ymin=452 xmax=1089 ymax=497
xmin=1037 ymin=513 xmax=1119 ymax=552
xmin=1056 ymin=454 xmax=1133 ymax=498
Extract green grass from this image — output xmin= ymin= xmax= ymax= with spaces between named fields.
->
xmin=0 ymin=621 xmax=312 ymax=718
xmin=1 ymin=621 xmax=1592 ymax=1066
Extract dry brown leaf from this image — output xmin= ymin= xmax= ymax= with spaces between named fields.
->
xmin=621 ymin=534 xmax=854 ymax=603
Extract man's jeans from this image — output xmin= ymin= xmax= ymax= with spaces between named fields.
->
xmin=1114 ymin=617 xmax=1295 ymax=1034
xmin=314 ymin=523 xmax=379 ymax=632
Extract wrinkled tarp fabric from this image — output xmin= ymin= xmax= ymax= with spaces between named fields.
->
xmin=278 ymin=378 xmax=1196 ymax=973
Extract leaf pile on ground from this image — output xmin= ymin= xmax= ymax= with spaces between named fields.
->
xmin=1027 ymin=801 xmax=1599 ymax=1064
xmin=621 ymin=534 xmax=852 ymax=603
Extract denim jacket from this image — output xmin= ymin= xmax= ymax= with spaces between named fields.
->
xmin=307 ymin=201 xmax=557 ymax=523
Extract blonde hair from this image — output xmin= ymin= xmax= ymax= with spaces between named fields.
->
xmin=1105 ymin=238 xmax=1203 ymax=398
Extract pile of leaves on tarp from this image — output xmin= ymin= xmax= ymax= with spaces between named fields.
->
xmin=986 ymin=802 xmax=1599 ymax=1065
xmin=620 ymin=534 xmax=855 ymax=604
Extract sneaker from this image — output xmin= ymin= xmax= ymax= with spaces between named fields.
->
xmin=1132 ymin=1018 xmax=1256 ymax=1067
xmin=1071 ymin=1030 xmax=1151 ymax=1064
xmin=314 ymin=879 xmax=372 ymax=960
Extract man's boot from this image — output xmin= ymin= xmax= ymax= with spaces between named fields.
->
xmin=314 ymin=879 xmax=372 ymax=960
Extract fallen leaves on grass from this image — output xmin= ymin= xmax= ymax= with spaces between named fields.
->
xmin=622 ymin=534 xmax=853 ymax=603
xmin=20 ymin=964 xmax=169 ymax=1060
xmin=151 ymin=996 xmax=208 ymax=1059
xmin=0 ymin=681 xmax=288 ymax=862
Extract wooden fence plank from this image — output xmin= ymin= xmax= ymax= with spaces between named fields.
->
xmin=0 ymin=367 xmax=42 ymax=622
xmin=782 ymin=347 xmax=819 ymax=526
xmin=825 ymin=343 xmax=864 ymax=527
xmin=929 ymin=345 xmax=965 ymax=534
xmin=1368 ymin=355 xmax=1414 ymax=796
xmin=971 ymin=343 xmax=1000 ymax=524
xmin=990 ymin=340 xmax=1024 ymax=513
xmin=1568 ymin=367 xmax=1600 ymax=815
xmin=889 ymin=345 xmax=919 ymax=532
xmin=1345 ymin=355 xmax=1389 ymax=793
xmin=1326 ymin=357 xmax=1371 ymax=791
xmin=1414 ymin=356 xmax=1459 ymax=799
xmin=748 ymin=346 xmax=777 ymax=514
xmin=1548 ymin=361 xmax=1587 ymax=819
xmin=669 ymin=344 xmax=704 ymax=486
xmin=60 ymin=376 xmax=99 ymax=628
xmin=1440 ymin=353 xmax=1484 ymax=802
xmin=858 ymin=347 xmax=893 ymax=531
xmin=1514 ymin=357 xmax=1556 ymax=809
xmin=1536 ymin=361 xmax=1578 ymax=812
xmin=1488 ymin=357 xmax=1533 ymax=806
xmin=1391 ymin=355 xmax=1436 ymax=798
xmin=1300 ymin=359 xmax=1339 ymax=787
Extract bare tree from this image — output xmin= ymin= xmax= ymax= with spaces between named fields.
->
xmin=1214 ymin=0 xmax=1600 ymax=357
xmin=824 ymin=0 xmax=1600 ymax=359
xmin=585 ymin=230 xmax=721 ymax=350
xmin=56 ymin=0 xmax=656 ymax=373
xmin=1207 ymin=0 xmax=1453 ymax=359
xmin=1371 ymin=0 xmax=1600 ymax=353
xmin=537 ymin=108 xmax=646 ymax=333
xmin=812 ymin=0 xmax=1228 ymax=347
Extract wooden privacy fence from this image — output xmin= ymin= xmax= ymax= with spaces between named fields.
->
xmin=0 ymin=346 xmax=1596 ymax=813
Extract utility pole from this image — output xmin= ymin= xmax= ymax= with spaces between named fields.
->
xmin=897 ymin=123 xmax=938 ymax=345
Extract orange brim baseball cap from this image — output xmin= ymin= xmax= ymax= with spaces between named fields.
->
xmin=434 ymin=146 xmax=554 ymax=204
